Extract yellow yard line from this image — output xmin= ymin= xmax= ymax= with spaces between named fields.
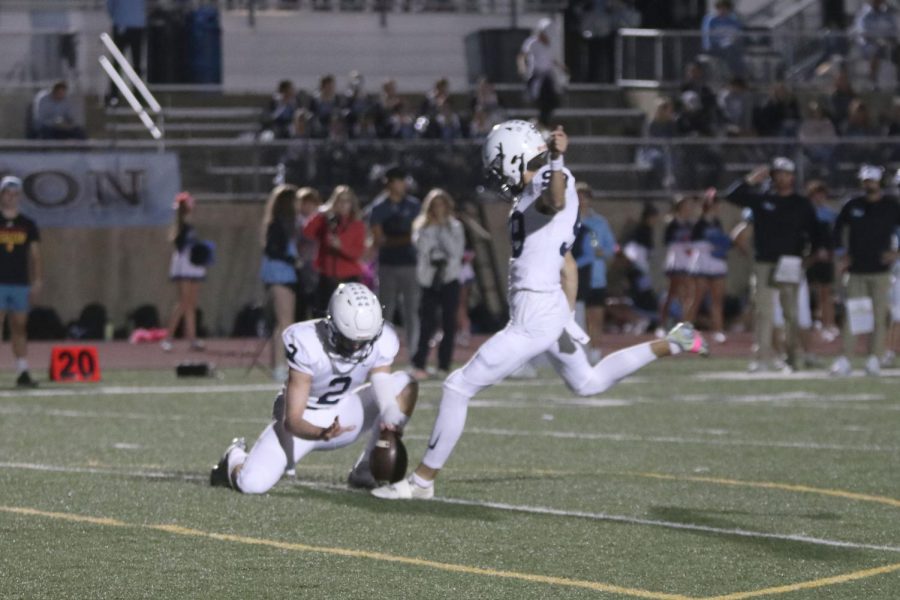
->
xmin=623 ymin=472 xmax=900 ymax=509
xmin=0 ymin=505 xmax=692 ymax=600
xmin=701 ymin=562 xmax=900 ymax=599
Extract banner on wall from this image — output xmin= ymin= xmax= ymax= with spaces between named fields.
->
xmin=0 ymin=152 xmax=181 ymax=228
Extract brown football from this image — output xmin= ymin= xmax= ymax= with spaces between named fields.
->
xmin=370 ymin=429 xmax=408 ymax=483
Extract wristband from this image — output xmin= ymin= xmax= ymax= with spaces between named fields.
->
xmin=549 ymin=156 xmax=564 ymax=171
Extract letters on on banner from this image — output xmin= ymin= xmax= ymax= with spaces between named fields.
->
xmin=0 ymin=152 xmax=182 ymax=228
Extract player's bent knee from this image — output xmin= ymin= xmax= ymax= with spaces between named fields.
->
xmin=572 ymin=373 xmax=613 ymax=397
xmin=234 ymin=470 xmax=276 ymax=495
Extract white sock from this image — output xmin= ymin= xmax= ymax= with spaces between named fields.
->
xmin=579 ymin=342 xmax=658 ymax=396
xmin=421 ymin=384 xmax=470 ymax=471
xmin=226 ymin=447 xmax=248 ymax=487
xmin=411 ymin=472 xmax=433 ymax=489
xmin=16 ymin=359 xmax=28 ymax=374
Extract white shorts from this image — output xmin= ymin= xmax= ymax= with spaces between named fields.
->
xmin=773 ymin=277 xmax=812 ymax=329
xmin=665 ymin=244 xmax=693 ymax=274
xmin=444 ymin=288 xmax=569 ymax=397
xmin=690 ymin=249 xmax=728 ymax=278
xmin=169 ymin=248 xmax=206 ymax=280
xmin=235 ymin=370 xmax=411 ymax=494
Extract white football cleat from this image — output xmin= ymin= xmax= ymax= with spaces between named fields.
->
xmin=864 ymin=355 xmax=881 ymax=377
xmin=370 ymin=477 xmax=434 ymax=500
xmin=829 ymin=356 xmax=851 ymax=377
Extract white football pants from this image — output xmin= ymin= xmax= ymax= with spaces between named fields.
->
xmin=421 ymin=289 xmax=658 ymax=470
xmin=235 ymin=371 xmax=412 ymax=494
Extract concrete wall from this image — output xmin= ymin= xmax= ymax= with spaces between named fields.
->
xmin=41 ymin=203 xmax=265 ymax=336
xmin=221 ymin=11 xmax=560 ymax=93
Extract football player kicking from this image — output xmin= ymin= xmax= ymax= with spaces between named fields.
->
xmin=372 ymin=120 xmax=708 ymax=500
xmin=210 ymin=283 xmax=417 ymax=493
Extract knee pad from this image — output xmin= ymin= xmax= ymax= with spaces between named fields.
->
xmin=235 ymin=470 xmax=273 ymax=495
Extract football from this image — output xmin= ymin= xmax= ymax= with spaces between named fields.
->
xmin=369 ymin=429 xmax=408 ymax=483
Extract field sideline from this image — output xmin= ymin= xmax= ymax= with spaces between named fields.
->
xmin=1 ymin=357 xmax=898 ymax=599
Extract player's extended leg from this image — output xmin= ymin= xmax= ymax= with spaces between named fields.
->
xmin=348 ymin=372 xmax=418 ymax=489
xmin=372 ymin=290 xmax=571 ymax=499
xmin=548 ymin=319 xmax=708 ymax=397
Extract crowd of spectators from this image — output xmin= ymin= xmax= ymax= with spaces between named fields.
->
xmin=259 ymin=73 xmax=507 ymax=143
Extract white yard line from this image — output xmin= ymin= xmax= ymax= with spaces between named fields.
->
xmin=462 ymin=428 xmax=900 ymax=453
xmin=0 ymin=383 xmax=281 ymax=399
xmin=695 ymin=369 xmax=900 ymax=381
xmin=2 ymin=461 xmax=897 ymax=555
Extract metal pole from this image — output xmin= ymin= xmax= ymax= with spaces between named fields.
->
xmin=99 ymin=32 xmax=161 ymax=114
xmin=99 ymin=56 xmax=162 ymax=140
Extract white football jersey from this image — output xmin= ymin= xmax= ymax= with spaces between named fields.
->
xmin=282 ymin=319 xmax=399 ymax=408
xmin=507 ymin=164 xmax=580 ymax=292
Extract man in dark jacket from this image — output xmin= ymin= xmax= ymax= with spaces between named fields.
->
xmin=830 ymin=165 xmax=900 ymax=377
xmin=725 ymin=157 xmax=823 ymax=372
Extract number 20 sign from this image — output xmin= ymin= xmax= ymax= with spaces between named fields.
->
xmin=49 ymin=346 xmax=101 ymax=382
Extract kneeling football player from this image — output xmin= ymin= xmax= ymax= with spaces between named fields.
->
xmin=210 ymin=283 xmax=417 ymax=493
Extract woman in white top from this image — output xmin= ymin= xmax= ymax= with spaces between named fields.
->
xmin=410 ymin=189 xmax=465 ymax=379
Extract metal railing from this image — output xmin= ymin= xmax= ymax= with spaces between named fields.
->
xmin=222 ymin=0 xmax=564 ymax=13
xmin=616 ymin=29 xmax=858 ymax=89
xmin=2 ymin=136 xmax=896 ymax=200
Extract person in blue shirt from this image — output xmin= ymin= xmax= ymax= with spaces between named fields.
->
xmin=105 ymin=0 xmax=147 ymax=106
xmin=701 ymin=0 xmax=745 ymax=77
xmin=572 ymin=183 xmax=616 ymax=363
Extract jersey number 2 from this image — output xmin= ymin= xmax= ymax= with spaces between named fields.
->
xmin=318 ymin=376 xmax=352 ymax=405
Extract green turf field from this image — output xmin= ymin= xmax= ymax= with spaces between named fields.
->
xmin=1 ymin=358 xmax=898 ymax=599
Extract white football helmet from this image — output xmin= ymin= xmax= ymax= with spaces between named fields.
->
xmin=482 ymin=119 xmax=548 ymax=191
xmin=326 ymin=283 xmax=384 ymax=361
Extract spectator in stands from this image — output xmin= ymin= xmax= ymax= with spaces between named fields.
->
xmin=373 ymin=78 xmax=403 ymax=138
xmin=0 ymin=176 xmax=41 ymax=387
xmin=289 ymin=108 xmax=311 ymax=139
xmin=385 ymin=101 xmax=417 ymax=140
xmin=420 ymin=77 xmax=450 ymax=119
xmin=426 ymin=97 xmax=463 ymax=140
xmin=162 ymin=192 xmax=206 ymax=353
xmin=263 ymin=79 xmax=298 ymax=139
xmin=841 ymin=98 xmax=881 ymax=164
xmin=725 ymin=158 xmax=824 ymax=372
xmin=680 ymin=62 xmax=718 ymax=125
xmin=639 ymin=97 xmax=677 ymax=188
xmin=343 ymin=70 xmax=371 ymax=137
xmin=469 ymin=108 xmax=494 ymax=139
xmin=804 ymin=180 xmax=839 ymax=342
xmin=657 ymin=195 xmax=697 ymax=335
xmin=518 ymin=18 xmax=569 ymax=129
xmin=410 ymin=189 xmax=465 ymax=380
xmin=294 ymin=187 xmax=322 ymax=322
xmin=303 ymin=185 xmax=366 ymax=316
xmin=572 ymin=183 xmax=616 ymax=363
xmin=886 ymin=97 xmax=900 ymax=160
xmin=828 ymin=68 xmax=857 ymax=131
xmin=701 ymin=0 xmax=746 ymax=77
xmin=367 ymin=166 xmax=421 ymax=353
xmin=830 ymin=165 xmax=900 ymax=376
xmin=675 ymin=91 xmax=723 ymax=189
xmin=686 ymin=189 xmax=730 ymax=343
xmin=260 ymin=184 xmax=301 ymax=381
xmin=719 ymin=77 xmax=754 ymax=136
xmin=32 ymin=82 xmax=86 ymax=140
xmin=309 ymin=74 xmax=341 ymax=138
xmin=105 ymin=0 xmax=146 ymax=106
xmin=799 ymin=100 xmax=838 ymax=180
xmin=853 ymin=0 xmax=898 ymax=89
xmin=753 ymin=81 xmax=801 ymax=137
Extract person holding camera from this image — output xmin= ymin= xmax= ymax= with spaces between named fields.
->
xmin=409 ymin=189 xmax=465 ymax=380
xmin=161 ymin=192 xmax=208 ymax=352
xmin=303 ymin=185 xmax=366 ymax=317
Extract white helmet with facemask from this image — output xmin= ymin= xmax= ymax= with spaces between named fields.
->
xmin=482 ymin=120 xmax=548 ymax=192
xmin=326 ymin=283 xmax=384 ymax=361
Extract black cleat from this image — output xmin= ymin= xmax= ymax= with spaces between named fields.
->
xmin=209 ymin=437 xmax=246 ymax=488
xmin=16 ymin=371 xmax=37 ymax=388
